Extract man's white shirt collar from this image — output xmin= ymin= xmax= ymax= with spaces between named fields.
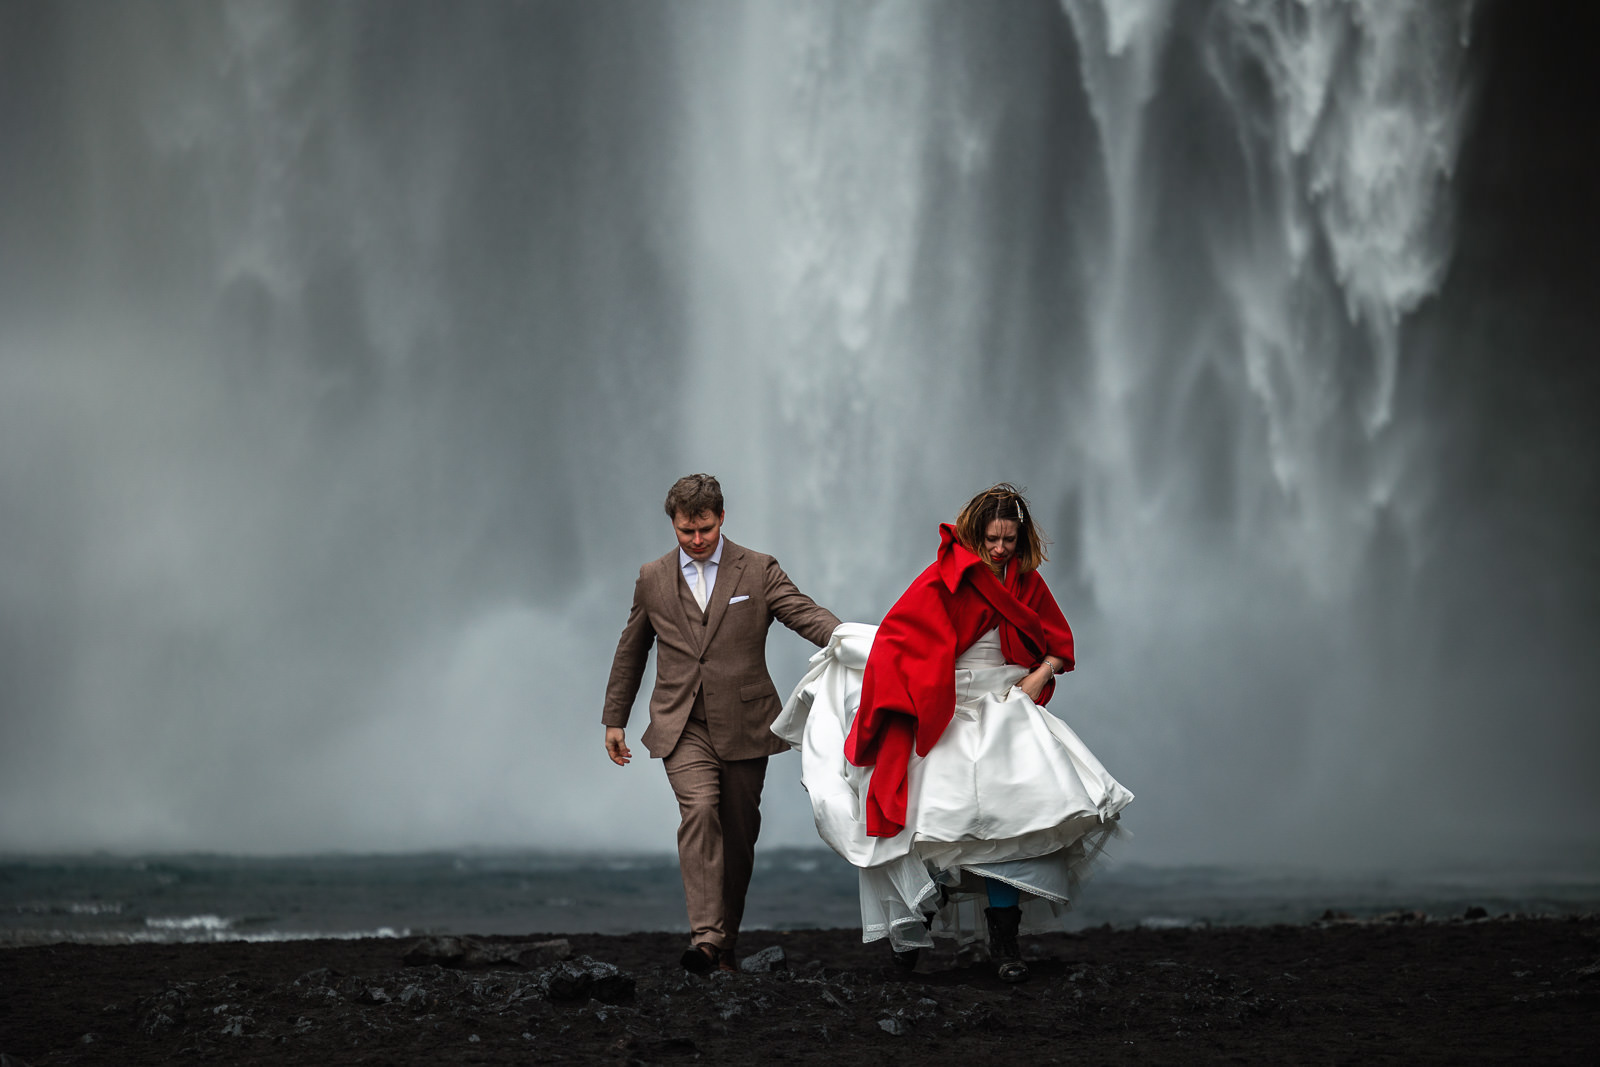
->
xmin=679 ymin=538 xmax=723 ymax=598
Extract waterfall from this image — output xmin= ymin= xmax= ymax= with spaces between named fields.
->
xmin=1043 ymin=0 xmax=1483 ymax=862
xmin=1059 ymin=0 xmax=1476 ymax=587
xmin=0 ymin=0 xmax=1592 ymax=868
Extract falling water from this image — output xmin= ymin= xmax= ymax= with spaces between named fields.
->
xmin=0 ymin=0 xmax=1594 ymax=870
xmin=1049 ymin=0 xmax=1485 ymax=862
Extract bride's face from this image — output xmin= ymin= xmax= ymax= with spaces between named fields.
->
xmin=983 ymin=518 xmax=1019 ymax=568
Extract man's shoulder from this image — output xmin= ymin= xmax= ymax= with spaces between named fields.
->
xmin=719 ymin=538 xmax=774 ymax=570
xmin=638 ymin=548 xmax=680 ymax=578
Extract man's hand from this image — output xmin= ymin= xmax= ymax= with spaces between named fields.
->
xmin=605 ymin=727 xmax=632 ymax=766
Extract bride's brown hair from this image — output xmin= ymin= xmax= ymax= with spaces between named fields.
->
xmin=954 ymin=483 xmax=1049 ymax=574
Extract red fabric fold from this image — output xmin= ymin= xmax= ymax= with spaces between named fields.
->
xmin=844 ymin=524 xmax=1076 ymax=837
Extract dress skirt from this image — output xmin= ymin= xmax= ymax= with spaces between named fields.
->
xmin=772 ymin=623 xmax=1133 ymax=950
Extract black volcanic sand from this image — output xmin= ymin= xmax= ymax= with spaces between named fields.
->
xmin=3 ymin=918 xmax=1598 ymax=1064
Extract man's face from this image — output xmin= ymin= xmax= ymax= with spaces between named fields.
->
xmin=674 ymin=509 xmax=724 ymax=561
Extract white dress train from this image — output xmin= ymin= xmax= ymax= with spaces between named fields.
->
xmin=772 ymin=622 xmax=1133 ymax=950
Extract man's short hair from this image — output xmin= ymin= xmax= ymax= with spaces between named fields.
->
xmin=664 ymin=474 xmax=724 ymax=520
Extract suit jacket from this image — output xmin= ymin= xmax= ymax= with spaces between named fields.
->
xmin=603 ymin=537 xmax=841 ymax=761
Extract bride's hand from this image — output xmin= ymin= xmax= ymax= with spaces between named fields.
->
xmin=1017 ymin=667 xmax=1051 ymax=702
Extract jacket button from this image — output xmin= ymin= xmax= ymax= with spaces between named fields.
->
xmin=699 ymin=656 xmax=706 ymax=663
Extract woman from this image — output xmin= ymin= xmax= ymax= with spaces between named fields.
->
xmin=772 ymin=485 xmax=1131 ymax=981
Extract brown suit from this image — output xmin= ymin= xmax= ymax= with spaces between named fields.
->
xmin=603 ymin=537 xmax=839 ymax=954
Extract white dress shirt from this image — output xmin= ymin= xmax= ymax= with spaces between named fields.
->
xmin=678 ymin=538 xmax=724 ymax=605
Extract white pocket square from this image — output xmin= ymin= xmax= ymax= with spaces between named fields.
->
xmin=728 ymin=594 xmax=750 ymax=605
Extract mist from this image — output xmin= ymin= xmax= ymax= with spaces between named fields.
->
xmin=1 ymin=0 xmax=1595 ymax=872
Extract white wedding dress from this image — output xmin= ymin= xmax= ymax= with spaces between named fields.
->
xmin=772 ymin=622 xmax=1133 ymax=950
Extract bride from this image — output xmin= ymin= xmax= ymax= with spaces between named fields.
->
xmin=772 ymin=484 xmax=1132 ymax=982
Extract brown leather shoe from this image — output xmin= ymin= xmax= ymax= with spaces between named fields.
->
xmin=680 ymin=942 xmax=717 ymax=975
xmin=716 ymin=953 xmax=739 ymax=973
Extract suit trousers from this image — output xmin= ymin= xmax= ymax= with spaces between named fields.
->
xmin=661 ymin=708 xmax=768 ymax=955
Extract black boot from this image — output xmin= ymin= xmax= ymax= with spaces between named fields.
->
xmin=890 ymin=922 xmax=929 ymax=970
xmin=891 ymin=893 xmax=945 ymax=971
xmin=984 ymin=905 xmax=1028 ymax=982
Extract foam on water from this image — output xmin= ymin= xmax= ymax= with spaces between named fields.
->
xmin=3 ymin=851 xmax=1596 ymax=946
xmin=145 ymin=914 xmax=235 ymax=933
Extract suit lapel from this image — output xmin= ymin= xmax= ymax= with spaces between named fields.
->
xmin=656 ymin=550 xmax=698 ymax=644
xmin=700 ymin=539 xmax=745 ymax=649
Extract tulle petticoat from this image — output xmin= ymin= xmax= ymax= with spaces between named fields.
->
xmin=772 ymin=623 xmax=1134 ymax=951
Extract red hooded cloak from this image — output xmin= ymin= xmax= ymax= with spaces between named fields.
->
xmin=843 ymin=524 xmax=1076 ymax=837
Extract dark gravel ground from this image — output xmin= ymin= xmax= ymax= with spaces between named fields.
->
xmin=3 ymin=915 xmax=1598 ymax=1064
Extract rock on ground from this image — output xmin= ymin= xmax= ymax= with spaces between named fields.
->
xmin=1 ymin=918 xmax=1597 ymax=1064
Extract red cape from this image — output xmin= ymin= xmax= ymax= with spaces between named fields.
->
xmin=843 ymin=524 xmax=1075 ymax=837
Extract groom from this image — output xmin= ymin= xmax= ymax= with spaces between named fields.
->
xmin=602 ymin=474 xmax=839 ymax=974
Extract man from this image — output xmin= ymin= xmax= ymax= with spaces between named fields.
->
xmin=603 ymin=474 xmax=840 ymax=974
